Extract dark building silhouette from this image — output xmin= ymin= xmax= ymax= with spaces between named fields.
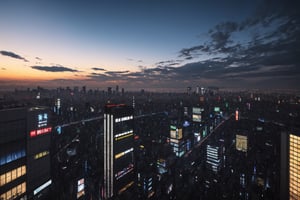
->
xmin=281 ymin=129 xmax=300 ymax=200
xmin=0 ymin=107 xmax=52 ymax=200
xmin=103 ymin=104 xmax=134 ymax=199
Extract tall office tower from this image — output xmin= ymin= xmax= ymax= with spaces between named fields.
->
xmin=27 ymin=107 xmax=52 ymax=199
xmin=103 ymin=104 xmax=134 ymax=199
xmin=169 ymin=125 xmax=185 ymax=157
xmin=0 ymin=107 xmax=52 ymax=200
xmin=206 ymin=144 xmax=222 ymax=173
xmin=281 ymin=130 xmax=300 ymax=200
xmin=192 ymin=107 xmax=204 ymax=144
xmin=0 ymin=108 xmax=27 ymax=200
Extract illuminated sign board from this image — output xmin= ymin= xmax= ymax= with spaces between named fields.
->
xmin=30 ymin=127 xmax=52 ymax=138
xmin=214 ymin=107 xmax=220 ymax=112
xmin=192 ymin=107 xmax=203 ymax=114
xmin=34 ymin=179 xmax=52 ymax=195
xmin=236 ymin=134 xmax=248 ymax=152
xmin=193 ymin=107 xmax=201 ymax=114
xmin=235 ymin=110 xmax=239 ymax=121
xmin=194 ymin=133 xmax=201 ymax=142
xmin=115 ymin=115 xmax=133 ymax=123
xmin=170 ymin=126 xmax=182 ymax=139
xmin=77 ymin=178 xmax=85 ymax=199
xmin=192 ymin=114 xmax=201 ymax=122
xmin=38 ymin=113 xmax=48 ymax=128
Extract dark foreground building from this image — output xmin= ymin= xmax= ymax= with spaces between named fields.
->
xmin=281 ymin=129 xmax=300 ymax=200
xmin=103 ymin=104 xmax=134 ymax=199
xmin=0 ymin=107 xmax=52 ymax=200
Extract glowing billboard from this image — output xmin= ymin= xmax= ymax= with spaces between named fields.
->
xmin=77 ymin=178 xmax=85 ymax=199
xmin=236 ymin=134 xmax=248 ymax=152
xmin=214 ymin=107 xmax=220 ymax=112
xmin=30 ymin=127 xmax=52 ymax=138
xmin=192 ymin=114 xmax=201 ymax=122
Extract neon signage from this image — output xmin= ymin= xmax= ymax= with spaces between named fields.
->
xmin=38 ymin=113 xmax=48 ymax=128
xmin=30 ymin=127 xmax=52 ymax=138
xmin=115 ymin=115 xmax=133 ymax=123
xmin=34 ymin=179 xmax=52 ymax=195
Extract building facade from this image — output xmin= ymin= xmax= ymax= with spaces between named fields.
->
xmin=103 ymin=104 xmax=134 ymax=199
xmin=0 ymin=107 xmax=52 ymax=200
xmin=281 ymin=130 xmax=300 ymax=200
xmin=206 ymin=144 xmax=222 ymax=173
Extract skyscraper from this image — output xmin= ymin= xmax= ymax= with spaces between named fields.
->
xmin=103 ymin=104 xmax=134 ymax=199
xmin=0 ymin=106 xmax=52 ymax=200
xmin=281 ymin=130 xmax=300 ymax=200
xmin=289 ymin=133 xmax=300 ymax=199
xmin=206 ymin=144 xmax=222 ymax=173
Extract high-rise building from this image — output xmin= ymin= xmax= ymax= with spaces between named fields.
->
xmin=281 ymin=130 xmax=300 ymax=200
xmin=0 ymin=108 xmax=27 ymax=200
xmin=0 ymin=106 xmax=52 ymax=200
xmin=236 ymin=134 xmax=248 ymax=152
xmin=103 ymin=104 xmax=135 ymax=199
xmin=27 ymin=107 xmax=52 ymax=199
xmin=206 ymin=144 xmax=222 ymax=173
xmin=169 ymin=125 xmax=185 ymax=157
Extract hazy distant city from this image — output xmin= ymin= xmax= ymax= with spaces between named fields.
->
xmin=0 ymin=86 xmax=300 ymax=200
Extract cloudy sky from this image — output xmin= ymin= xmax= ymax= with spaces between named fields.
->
xmin=0 ymin=0 xmax=299 ymax=91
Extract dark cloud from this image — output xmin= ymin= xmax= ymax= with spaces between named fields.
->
xmin=0 ymin=50 xmax=28 ymax=62
xmin=127 ymin=58 xmax=144 ymax=63
xmin=179 ymin=45 xmax=209 ymax=57
xmin=84 ymin=1 xmax=300 ymax=90
xmin=35 ymin=57 xmax=42 ymax=61
xmin=31 ymin=65 xmax=79 ymax=72
xmin=91 ymin=67 xmax=106 ymax=71
xmin=105 ymin=70 xmax=129 ymax=75
xmin=1 ymin=68 xmax=6 ymax=70
xmin=173 ymin=0 xmax=300 ymax=90
xmin=155 ymin=60 xmax=183 ymax=67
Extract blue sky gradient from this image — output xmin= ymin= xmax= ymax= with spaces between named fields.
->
xmin=1 ymin=0 xmax=299 ymax=91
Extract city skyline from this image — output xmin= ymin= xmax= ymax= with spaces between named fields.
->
xmin=1 ymin=0 xmax=299 ymax=91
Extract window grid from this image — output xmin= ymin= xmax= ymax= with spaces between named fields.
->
xmin=0 ymin=182 xmax=26 ymax=200
xmin=289 ymin=134 xmax=300 ymax=200
xmin=0 ymin=165 xmax=26 ymax=186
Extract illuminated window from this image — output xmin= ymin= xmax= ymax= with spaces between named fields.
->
xmin=0 ymin=149 xmax=26 ymax=166
xmin=289 ymin=134 xmax=300 ymax=200
xmin=21 ymin=166 xmax=26 ymax=174
xmin=0 ymin=165 xmax=26 ymax=187
xmin=34 ymin=151 xmax=49 ymax=160
xmin=11 ymin=187 xmax=17 ymax=199
xmin=0 ymin=174 xmax=5 ymax=186
xmin=115 ymin=148 xmax=134 ymax=159
xmin=6 ymin=173 xmax=11 ymax=183
xmin=6 ymin=190 xmax=11 ymax=200
xmin=0 ymin=182 xmax=26 ymax=200
xmin=11 ymin=170 xmax=16 ymax=180
xmin=17 ymin=167 xmax=21 ymax=176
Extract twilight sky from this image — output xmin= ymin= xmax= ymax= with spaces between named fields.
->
xmin=0 ymin=0 xmax=299 ymax=91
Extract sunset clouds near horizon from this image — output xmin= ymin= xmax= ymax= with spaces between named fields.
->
xmin=1 ymin=0 xmax=299 ymax=91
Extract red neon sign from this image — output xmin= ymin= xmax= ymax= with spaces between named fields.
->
xmin=235 ymin=110 xmax=239 ymax=121
xmin=30 ymin=127 xmax=52 ymax=138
